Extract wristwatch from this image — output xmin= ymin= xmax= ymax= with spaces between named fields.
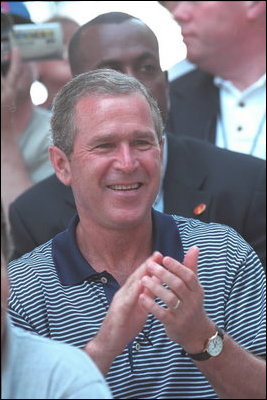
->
xmin=182 ymin=326 xmax=224 ymax=361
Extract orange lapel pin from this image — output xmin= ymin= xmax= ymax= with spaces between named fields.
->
xmin=193 ymin=203 xmax=207 ymax=215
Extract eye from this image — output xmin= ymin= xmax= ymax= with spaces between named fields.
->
xmin=93 ymin=142 xmax=115 ymax=151
xmin=133 ymin=140 xmax=153 ymax=150
xmin=140 ymin=64 xmax=157 ymax=74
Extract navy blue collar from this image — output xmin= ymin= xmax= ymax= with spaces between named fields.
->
xmin=52 ymin=209 xmax=184 ymax=286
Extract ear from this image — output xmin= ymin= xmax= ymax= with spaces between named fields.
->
xmin=49 ymin=146 xmax=72 ymax=186
xmin=158 ymin=135 xmax=165 ymax=166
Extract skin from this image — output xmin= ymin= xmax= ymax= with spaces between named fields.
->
xmin=164 ymin=2 xmax=248 ymax=65
xmin=71 ymin=19 xmax=169 ymax=123
xmin=161 ymin=1 xmax=266 ymax=89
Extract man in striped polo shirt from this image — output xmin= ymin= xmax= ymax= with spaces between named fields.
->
xmin=8 ymin=69 xmax=266 ymax=399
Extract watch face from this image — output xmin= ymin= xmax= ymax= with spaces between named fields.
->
xmin=207 ymin=336 xmax=223 ymax=356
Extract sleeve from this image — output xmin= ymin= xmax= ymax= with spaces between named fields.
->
xmin=224 ymin=243 xmax=266 ymax=358
xmin=7 ymin=257 xmax=51 ymax=336
xmin=47 ymin=345 xmax=113 ymax=399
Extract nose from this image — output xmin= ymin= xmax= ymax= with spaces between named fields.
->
xmin=113 ymin=144 xmax=138 ymax=173
xmin=170 ymin=2 xmax=192 ymax=23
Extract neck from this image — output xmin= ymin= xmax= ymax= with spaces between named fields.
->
xmin=199 ymin=35 xmax=266 ymax=91
xmin=76 ymin=215 xmax=153 ymax=285
xmin=218 ymin=53 xmax=266 ymax=91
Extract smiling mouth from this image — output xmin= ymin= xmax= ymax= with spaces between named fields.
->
xmin=108 ymin=183 xmax=142 ymax=191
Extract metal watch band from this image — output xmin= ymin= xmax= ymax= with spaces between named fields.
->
xmin=181 ymin=326 xmax=224 ymax=361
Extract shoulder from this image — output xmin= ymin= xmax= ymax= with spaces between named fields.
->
xmin=171 ymin=214 xmax=265 ymax=282
xmin=8 ymin=240 xmax=54 ymax=278
xmin=169 ymin=68 xmax=215 ymax=91
xmin=7 ymin=321 xmax=111 ymax=398
xmin=172 ymin=213 xmax=245 ymax=241
xmin=172 ymin=213 xmax=235 ymax=234
xmin=168 ymin=59 xmax=196 ymax=81
xmin=13 ymin=323 xmax=91 ymax=367
xmin=167 ymin=134 xmax=265 ymax=177
xmin=172 ymin=214 xmax=253 ymax=258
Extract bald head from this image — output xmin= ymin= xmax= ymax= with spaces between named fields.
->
xmin=69 ymin=12 xmax=157 ymax=74
xmin=68 ymin=12 xmax=169 ymax=124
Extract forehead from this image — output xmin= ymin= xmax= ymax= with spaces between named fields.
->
xmin=78 ymin=20 xmax=159 ymax=66
xmin=76 ymin=93 xmax=151 ymax=116
xmin=74 ymin=93 xmax=155 ymax=133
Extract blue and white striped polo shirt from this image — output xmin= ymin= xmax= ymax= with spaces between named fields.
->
xmin=8 ymin=210 xmax=266 ymax=399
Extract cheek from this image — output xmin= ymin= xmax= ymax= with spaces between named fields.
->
xmin=145 ymin=150 xmax=163 ymax=173
xmin=70 ymin=156 xmax=108 ymax=186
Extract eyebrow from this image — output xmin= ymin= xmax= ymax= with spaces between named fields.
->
xmin=137 ymin=52 xmax=158 ymax=63
xmin=97 ymin=60 xmax=120 ymax=69
xmin=88 ymin=131 xmax=157 ymax=145
xmin=96 ymin=52 xmax=158 ymax=69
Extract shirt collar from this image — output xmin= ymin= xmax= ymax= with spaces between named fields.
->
xmin=214 ymin=74 xmax=266 ymax=96
xmin=52 ymin=209 xmax=184 ymax=286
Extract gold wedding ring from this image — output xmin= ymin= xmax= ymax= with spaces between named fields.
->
xmin=174 ymin=299 xmax=180 ymax=310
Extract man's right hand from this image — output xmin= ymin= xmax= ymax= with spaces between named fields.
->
xmin=84 ymin=251 xmax=163 ymax=374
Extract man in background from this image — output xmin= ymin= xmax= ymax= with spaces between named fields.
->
xmin=160 ymin=1 xmax=266 ymax=159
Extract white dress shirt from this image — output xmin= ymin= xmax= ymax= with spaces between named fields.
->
xmin=215 ymin=74 xmax=266 ymax=159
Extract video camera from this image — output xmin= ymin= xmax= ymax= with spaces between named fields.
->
xmin=1 ymin=12 xmax=64 ymax=76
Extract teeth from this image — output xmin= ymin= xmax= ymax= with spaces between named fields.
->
xmin=109 ymin=183 xmax=140 ymax=190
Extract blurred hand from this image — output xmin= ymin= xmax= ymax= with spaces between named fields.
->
xmin=1 ymin=47 xmax=22 ymax=133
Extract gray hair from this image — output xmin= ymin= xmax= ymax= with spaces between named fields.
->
xmin=51 ymin=68 xmax=164 ymax=156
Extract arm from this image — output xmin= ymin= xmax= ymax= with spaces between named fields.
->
xmin=140 ymin=246 xmax=266 ymax=399
xmin=193 ymin=337 xmax=265 ymax=399
xmin=1 ymin=49 xmax=33 ymax=218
